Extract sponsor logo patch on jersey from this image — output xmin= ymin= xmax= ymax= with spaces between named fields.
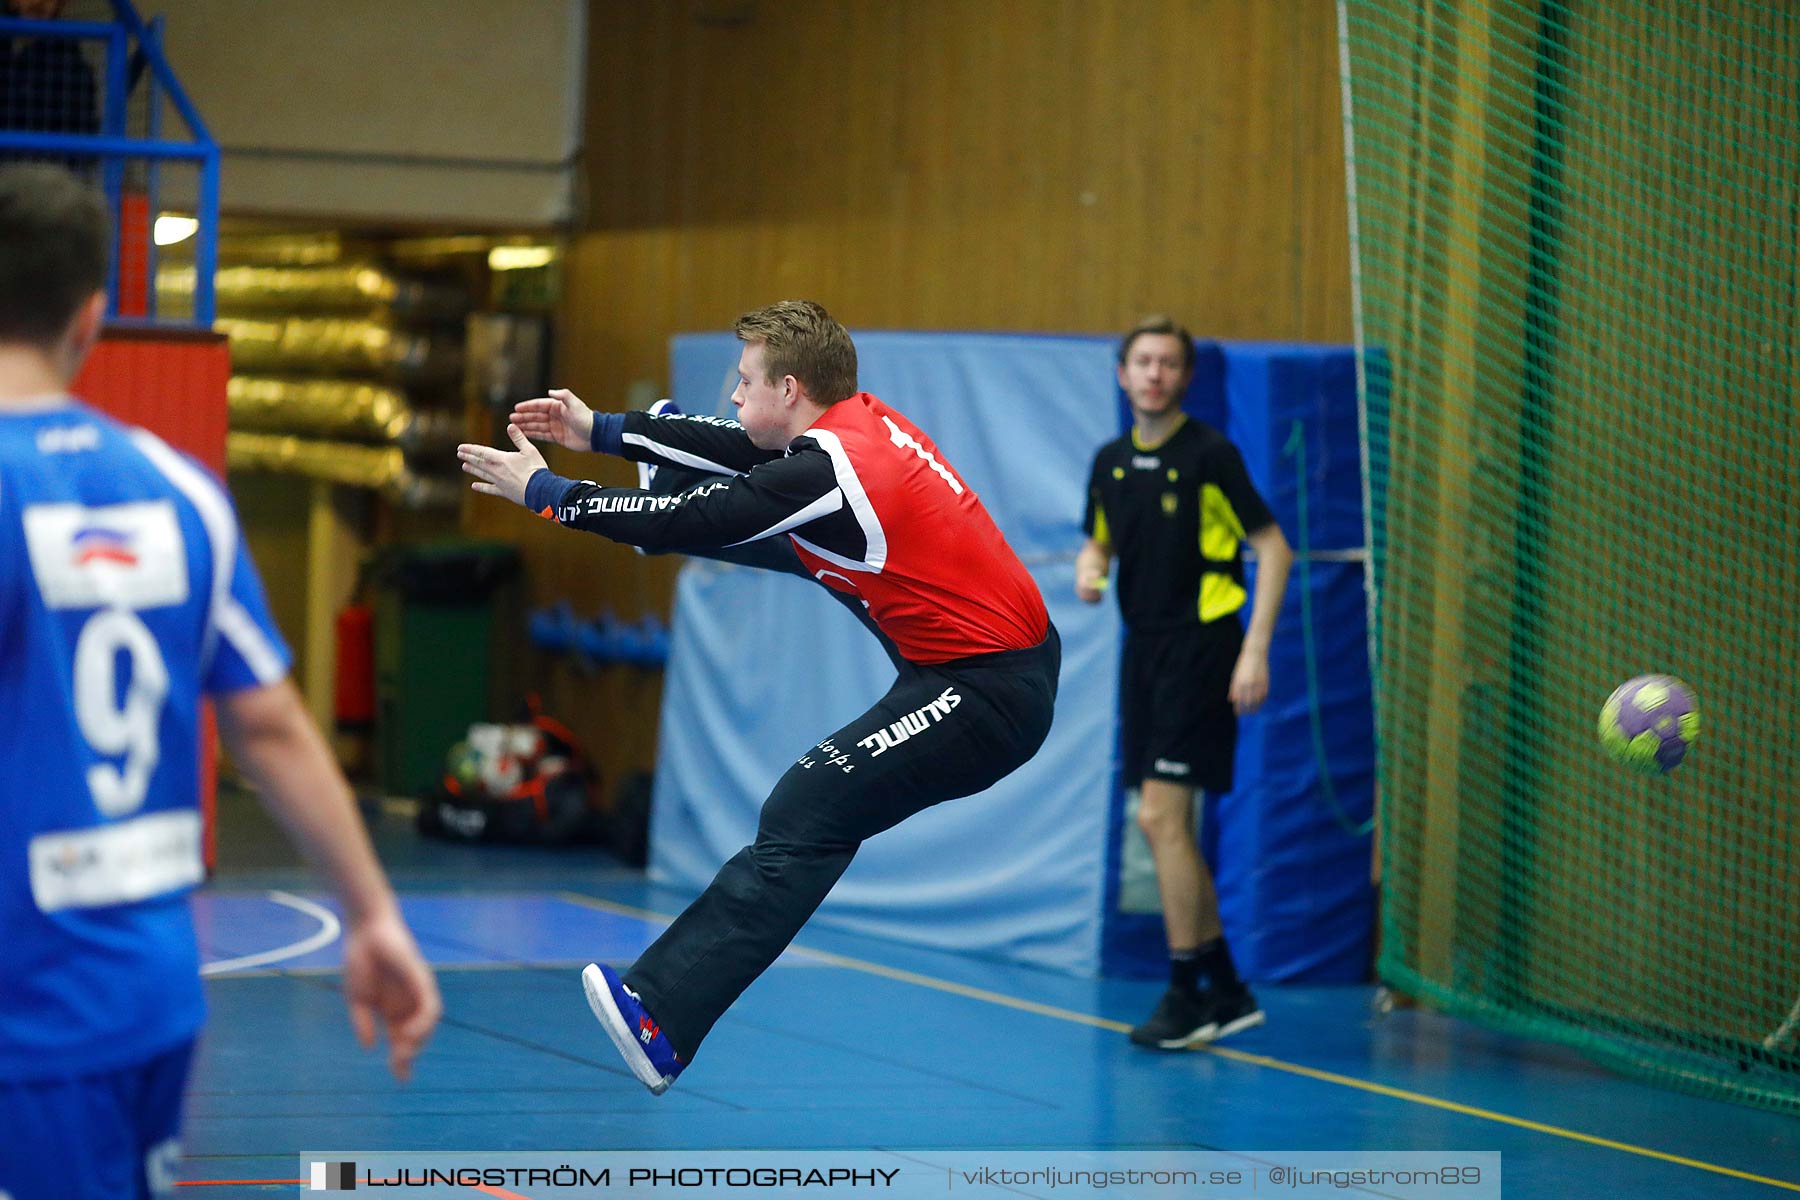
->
xmin=23 ymin=500 xmax=189 ymax=611
xmin=71 ymin=526 xmax=139 ymax=566
xmin=29 ymin=809 xmax=204 ymax=912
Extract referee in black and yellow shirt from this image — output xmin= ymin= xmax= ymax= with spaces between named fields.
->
xmin=1077 ymin=316 xmax=1293 ymax=1050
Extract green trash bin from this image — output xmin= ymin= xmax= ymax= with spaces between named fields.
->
xmin=373 ymin=540 xmax=520 ymax=797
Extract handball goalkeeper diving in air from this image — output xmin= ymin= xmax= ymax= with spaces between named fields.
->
xmin=459 ymin=299 xmax=1059 ymax=1094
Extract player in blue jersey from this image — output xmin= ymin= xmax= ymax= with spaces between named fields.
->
xmin=0 ymin=165 xmax=442 ymax=1199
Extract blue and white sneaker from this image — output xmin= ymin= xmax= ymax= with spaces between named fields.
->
xmin=636 ymin=398 xmax=681 ymax=491
xmin=581 ymin=962 xmax=684 ymax=1095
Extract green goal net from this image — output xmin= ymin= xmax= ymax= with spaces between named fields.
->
xmin=1340 ymin=0 xmax=1800 ymax=1112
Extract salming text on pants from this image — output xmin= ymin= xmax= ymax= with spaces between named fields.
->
xmin=624 ymin=624 xmax=1061 ymax=1061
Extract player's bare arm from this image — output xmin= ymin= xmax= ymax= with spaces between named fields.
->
xmin=1076 ymin=536 xmax=1113 ymax=604
xmin=1229 ymin=522 xmax=1294 ymax=714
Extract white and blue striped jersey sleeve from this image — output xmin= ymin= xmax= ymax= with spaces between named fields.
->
xmin=205 ymin=525 xmax=291 ymax=693
xmin=128 ymin=431 xmax=291 ymax=694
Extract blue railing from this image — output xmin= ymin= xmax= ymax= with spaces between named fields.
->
xmin=0 ymin=0 xmax=218 ymax=325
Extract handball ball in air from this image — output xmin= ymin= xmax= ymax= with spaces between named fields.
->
xmin=1598 ymin=675 xmax=1699 ymax=774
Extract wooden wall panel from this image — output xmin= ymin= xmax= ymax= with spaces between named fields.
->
xmin=572 ymin=0 xmax=1350 ymax=345
xmin=468 ymin=0 xmax=1353 ymax=787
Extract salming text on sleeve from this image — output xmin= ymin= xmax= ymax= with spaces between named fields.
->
xmin=542 ymin=450 xmax=844 ymax=553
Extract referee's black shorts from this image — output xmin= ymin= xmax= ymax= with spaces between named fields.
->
xmin=1119 ymin=619 xmax=1242 ymax=794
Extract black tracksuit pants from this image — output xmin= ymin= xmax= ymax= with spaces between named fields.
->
xmin=624 ymin=625 xmax=1060 ymax=1061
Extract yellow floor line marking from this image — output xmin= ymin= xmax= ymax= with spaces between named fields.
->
xmin=555 ymin=890 xmax=1798 ymax=1192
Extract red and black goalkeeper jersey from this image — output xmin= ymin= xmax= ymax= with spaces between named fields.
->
xmin=538 ymin=394 xmax=1048 ymax=664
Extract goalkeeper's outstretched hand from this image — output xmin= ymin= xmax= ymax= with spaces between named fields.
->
xmin=458 ymin=424 xmax=547 ymax=506
xmin=510 ymin=388 xmax=595 ymax=452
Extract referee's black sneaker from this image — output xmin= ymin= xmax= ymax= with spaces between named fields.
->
xmin=1129 ymin=984 xmax=1265 ymax=1049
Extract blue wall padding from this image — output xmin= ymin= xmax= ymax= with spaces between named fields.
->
xmin=654 ymin=332 xmax=1124 ymax=974
xmin=1213 ymin=559 xmax=1375 ymax=982
xmin=668 ymin=333 xmax=741 ymax=421
xmin=1225 ymin=343 xmax=1365 ymax=553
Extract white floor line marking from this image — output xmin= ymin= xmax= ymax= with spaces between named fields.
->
xmin=200 ymin=890 xmax=341 ymax=976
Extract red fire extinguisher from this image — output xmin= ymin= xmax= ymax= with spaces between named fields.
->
xmin=334 ymin=604 xmax=375 ymax=776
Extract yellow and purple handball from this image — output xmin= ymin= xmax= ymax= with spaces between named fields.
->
xmin=1598 ymin=674 xmax=1700 ymax=774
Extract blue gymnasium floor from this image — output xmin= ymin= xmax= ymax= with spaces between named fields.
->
xmin=181 ymin=831 xmax=1800 ymax=1199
